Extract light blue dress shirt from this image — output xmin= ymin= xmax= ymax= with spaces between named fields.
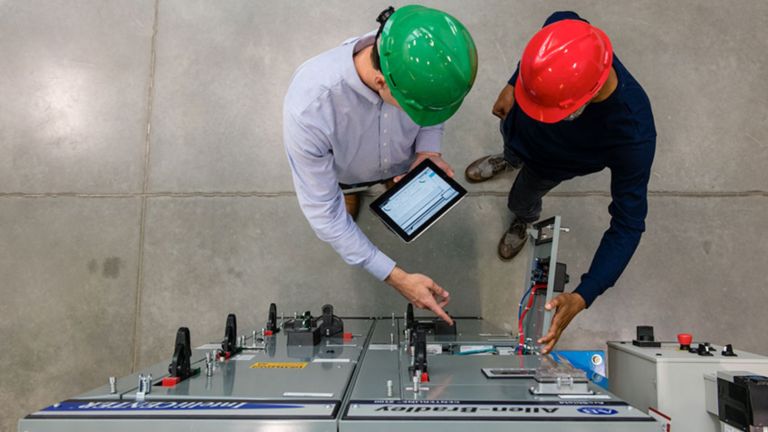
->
xmin=283 ymin=32 xmax=444 ymax=281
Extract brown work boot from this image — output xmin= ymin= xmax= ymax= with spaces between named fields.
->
xmin=465 ymin=153 xmax=511 ymax=183
xmin=498 ymin=217 xmax=529 ymax=261
xmin=344 ymin=193 xmax=361 ymax=220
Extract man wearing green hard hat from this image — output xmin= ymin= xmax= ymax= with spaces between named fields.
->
xmin=283 ymin=5 xmax=477 ymax=323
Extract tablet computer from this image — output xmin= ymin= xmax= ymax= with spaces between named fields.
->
xmin=370 ymin=158 xmax=467 ymax=243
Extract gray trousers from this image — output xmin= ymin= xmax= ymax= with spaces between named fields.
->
xmin=507 ymin=165 xmax=560 ymax=224
xmin=501 ymin=120 xmax=561 ymax=224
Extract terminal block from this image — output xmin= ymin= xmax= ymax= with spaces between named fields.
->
xmin=285 ymin=304 xmax=344 ymax=346
xmin=285 ymin=310 xmax=321 ymax=346
xmin=531 ymin=257 xmax=569 ymax=293
xmin=317 ymin=304 xmax=344 ymax=337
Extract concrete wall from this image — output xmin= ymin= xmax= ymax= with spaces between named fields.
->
xmin=2 ymin=1 xmax=767 ymax=430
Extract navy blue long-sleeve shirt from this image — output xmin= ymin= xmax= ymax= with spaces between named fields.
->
xmin=503 ymin=11 xmax=656 ymax=307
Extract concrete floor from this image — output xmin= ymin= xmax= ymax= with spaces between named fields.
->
xmin=1 ymin=0 xmax=767 ymax=430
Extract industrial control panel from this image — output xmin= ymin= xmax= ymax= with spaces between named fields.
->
xmin=609 ymin=327 xmax=768 ymax=432
xmin=340 ymin=307 xmax=659 ymax=432
xmin=19 ymin=216 xmax=666 ymax=432
xmin=19 ymin=304 xmax=371 ymax=432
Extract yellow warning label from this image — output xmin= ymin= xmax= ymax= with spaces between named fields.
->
xmin=249 ymin=362 xmax=308 ymax=369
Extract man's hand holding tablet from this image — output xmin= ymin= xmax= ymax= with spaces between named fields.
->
xmin=394 ymin=152 xmax=455 ymax=183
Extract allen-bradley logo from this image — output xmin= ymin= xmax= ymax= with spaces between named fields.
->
xmin=375 ymin=406 xmax=559 ymax=414
xmin=577 ymin=407 xmax=619 ymax=416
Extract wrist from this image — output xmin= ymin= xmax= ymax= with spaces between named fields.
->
xmin=385 ymin=266 xmax=407 ymax=287
xmin=571 ymin=292 xmax=587 ymax=309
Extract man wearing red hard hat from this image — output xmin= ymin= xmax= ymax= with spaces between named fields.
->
xmin=466 ymin=11 xmax=656 ymax=353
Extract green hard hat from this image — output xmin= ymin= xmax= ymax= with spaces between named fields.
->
xmin=378 ymin=5 xmax=478 ymax=127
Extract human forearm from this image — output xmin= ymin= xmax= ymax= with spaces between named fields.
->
xmin=573 ymin=222 xmax=642 ymax=307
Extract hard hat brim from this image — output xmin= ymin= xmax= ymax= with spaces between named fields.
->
xmin=399 ymin=99 xmax=462 ymax=127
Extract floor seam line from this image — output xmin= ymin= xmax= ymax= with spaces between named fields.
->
xmin=130 ymin=0 xmax=160 ymax=373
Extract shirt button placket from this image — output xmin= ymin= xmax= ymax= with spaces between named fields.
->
xmin=382 ymin=107 xmax=390 ymax=176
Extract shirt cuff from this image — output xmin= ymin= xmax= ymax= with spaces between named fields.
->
xmin=364 ymin=249 xmax=397 ymax=281
xmin=414 ymin=130 xmax=442 ymax=154
xmin=573 ymin=279 xmax=601 ymax=309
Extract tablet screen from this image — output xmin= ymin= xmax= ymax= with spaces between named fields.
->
xmin=381 ymin=167 xmax=459 ymax=235
xmin=370 ymin=159 xmax=466 ymax=242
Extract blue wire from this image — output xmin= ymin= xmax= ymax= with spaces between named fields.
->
xmin=517 ymin=284 xmax=535 ymax=354
xmin=518 ymin=284 xmax=533 ymax=320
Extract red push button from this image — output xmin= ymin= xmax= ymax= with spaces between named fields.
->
xmin=421 ymin=372 xmax=429 ymax=383
xmin=677 ymin=333 xmax=693 ymax=350
xmin=343 ymin=332 xmax=353 ymax=341
xmin=264 ymin=330 xmax=273 ymax=336
xmin=161 ymin=377 xmax=180 ymax=387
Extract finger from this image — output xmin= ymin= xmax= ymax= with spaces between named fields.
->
xmin=393 ymin=175 xmax=403 ymax=183
xmin=440 ymin=289 xmax=451 ymax=302
xmin=545 ymin=295 xmax=563 ymax=311
xmin=436 ymin=291 xmax=451 ymax=308
xmin=429 ymin=281 xmax=449 ymax=299
xmin=541 ymin=339 xmax=557 ymax=355
xmin=543 ymin=313 xmax=564 ymax=342
xmin=536 ymin=329 xmax=555 ymax=344
xmin=425 ymin=299 xmax=453 ymax=325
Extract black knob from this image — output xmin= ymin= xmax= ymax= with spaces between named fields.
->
xmin=696 ymin=343 xmax=713 ymax=356
xmin=722 ymin=344 xmax=738 ymax=357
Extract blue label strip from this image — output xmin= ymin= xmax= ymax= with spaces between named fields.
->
xmin=43 ymin=401 xmax=304 ymax=412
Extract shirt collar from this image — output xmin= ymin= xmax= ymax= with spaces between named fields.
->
xmin=343 ymin=31 xmax=381 ymax=105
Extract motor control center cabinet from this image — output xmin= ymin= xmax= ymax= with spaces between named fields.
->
xmin=19 ymin=303 xmax=662 ymax=432
xmin=19 ymin=305 xmax=370 ymax=432
xmin=608 ymin=338 xmax=768 ymax=431
xmin=341 ymin=316 xmax=659 ymax=432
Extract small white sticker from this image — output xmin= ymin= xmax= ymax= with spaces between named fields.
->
xmin=232 ymin=354 xmax=255 ymax=361
xmin=283 ymin=392 xmax=333 ymax=398
xmin=559 ymin=394 xmax=611 ymax=400
xmin=312 ymin=358 xmax=350 ymax=363
xmin=368 ymin=344 xmax=397 ymax=351
xmin=195 ymin=344 xmax=221 ymax=350
xmin=459 ymin=345 xmax=494 ymax=353
xmin=426 ymin=344 xmax=443 ymax=354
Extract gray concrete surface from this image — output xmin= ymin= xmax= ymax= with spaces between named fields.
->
xmin=1 ymin=1 xmax=767 ymax=431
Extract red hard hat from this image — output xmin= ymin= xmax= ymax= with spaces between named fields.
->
xmin=515 ymin=19 xmax=613 ymax=123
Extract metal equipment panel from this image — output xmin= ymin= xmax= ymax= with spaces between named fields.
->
xmin=609 ymin=339 xmax=768 ymax=431
xmin=341 ymin=318 xmax=659 ymax=432
xmin=19 ymin=305 xmax=373 ymax=432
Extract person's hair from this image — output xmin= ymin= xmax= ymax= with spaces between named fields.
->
xmin=371 ymin=6 xmax=395 ymax=71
